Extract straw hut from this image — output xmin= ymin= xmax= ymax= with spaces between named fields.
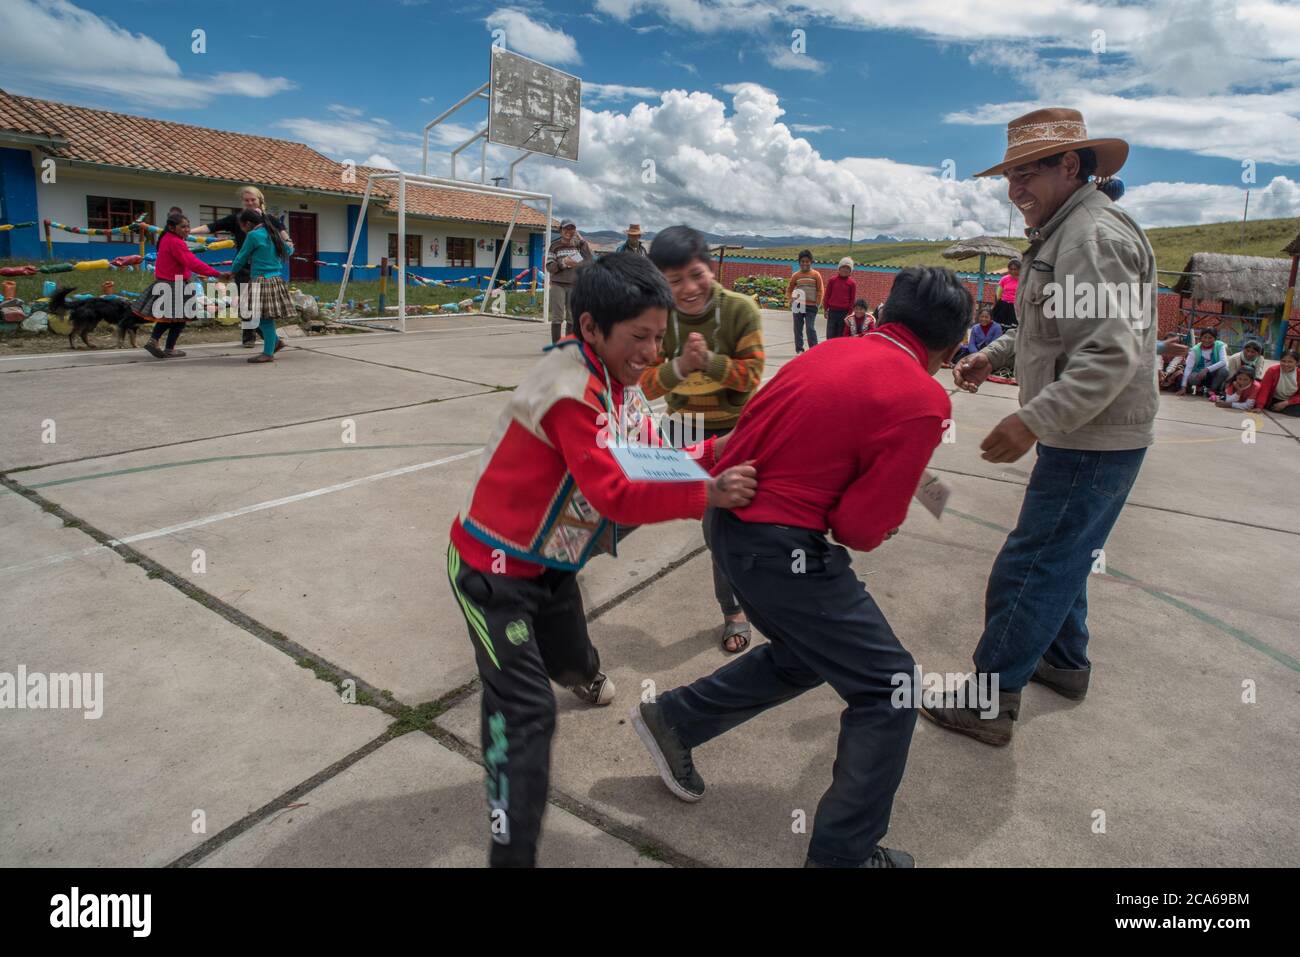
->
xmin=941 ymin=236 xmax=1022 ymax=306
xmin=1171 ymin=253 xmax=1294 ymax=350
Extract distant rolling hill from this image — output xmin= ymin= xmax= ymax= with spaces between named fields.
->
xmin=738 ymin=217 xmax=1300 ymax=279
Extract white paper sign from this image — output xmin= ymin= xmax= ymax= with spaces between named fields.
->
xmin=610 ymin=444 xmax=710 ymax=483
xmin=914 ymin=470 xmax=950 ymax=519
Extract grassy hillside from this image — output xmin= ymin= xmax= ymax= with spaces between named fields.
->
xmin=744 ymin=216 xmax=1300 ymax=277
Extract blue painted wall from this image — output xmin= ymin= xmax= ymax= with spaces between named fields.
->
xmin=0 ymin=148 xmax=41 ymax=259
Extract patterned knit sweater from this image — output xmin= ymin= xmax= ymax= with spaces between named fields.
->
xmin=638 ymin=282 xmax=765 ymax=430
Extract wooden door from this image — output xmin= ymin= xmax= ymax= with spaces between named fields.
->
xmin=287 ymin=212 xmax=317 ymax=280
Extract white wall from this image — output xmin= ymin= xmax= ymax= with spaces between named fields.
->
xmin=365 ymin=211 xmax=537 ymax=268
xmin=20 ymin=153 xmax=540 ymax=265
xmin=30 ymin=160 xmax=351 ymax=251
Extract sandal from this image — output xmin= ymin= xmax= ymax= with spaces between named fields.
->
xmin=721 ymin=619 xmax=751 ymax=654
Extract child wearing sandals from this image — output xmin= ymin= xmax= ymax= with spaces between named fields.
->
xmin=229 ymin=209 xmax=294 ymax=364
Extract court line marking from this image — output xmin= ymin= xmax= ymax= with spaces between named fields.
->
xmin=0 ymin=448 xmax=482 ymax=576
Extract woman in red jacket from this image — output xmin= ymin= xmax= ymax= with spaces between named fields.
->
xmin=1256 ymin=351 xmax=1300 ymax=416
xmin=134 ymin=212 xmax=227 ymax=359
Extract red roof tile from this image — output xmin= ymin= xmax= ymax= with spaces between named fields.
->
xmin=0 ymin=90 xmax=551 ymax=230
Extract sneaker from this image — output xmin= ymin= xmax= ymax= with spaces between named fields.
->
xmin=1029 ymin=658 xmax=1090 ymax=700
xmin=247 ymin=353 xmax=274 ymax=364
xmin=161 ymin=349 xmax=186 ymax=358
xmin=804 ymin=846 xmax=915 ymax=868
xmin=569 ymin=671 xmax=615 ymax=706
xmin=630 ymin=700 xmax=705 ymax=802
xmin=143 ymin=340 xmax=164 ymax=358
xmin=919 ymin=678 xmax=1020 ymax=747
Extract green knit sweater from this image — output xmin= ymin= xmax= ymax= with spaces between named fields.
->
xmin=638 ymin=282 xmax=766 ymax=429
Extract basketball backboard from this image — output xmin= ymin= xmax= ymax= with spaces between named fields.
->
xmin=488 ymin=47 xmax=582 ymax=162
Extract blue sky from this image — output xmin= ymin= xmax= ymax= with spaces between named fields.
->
xmin=2 ymin=0 xmax=1298 ymax=238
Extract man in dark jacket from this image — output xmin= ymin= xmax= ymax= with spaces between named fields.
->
xmin=545 ymin=219 xmax=593 ymax=343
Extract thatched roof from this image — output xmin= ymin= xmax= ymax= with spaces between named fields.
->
xmin=1284 ymin=230 xmax=1300 ymax=256
xmin=1171 ymin=253 xmax=1293 ymax=304
xmin=941 ymin=236 xmax=1021 ymax=262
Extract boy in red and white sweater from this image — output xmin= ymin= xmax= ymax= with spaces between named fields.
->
xmin=448 ymin=252 xmax=758 ymax=867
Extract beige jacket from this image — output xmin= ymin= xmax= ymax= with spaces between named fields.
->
xmin=981 ymin=183 xmax=1158 ymax=451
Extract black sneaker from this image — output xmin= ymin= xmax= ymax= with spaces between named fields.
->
xmin=631 ymin=700 xmax=704 ymax=802
xmin=804 ymin=846 xmax=915 ymax=868
xmin=569 ymin=671 xmax=615 ymax=706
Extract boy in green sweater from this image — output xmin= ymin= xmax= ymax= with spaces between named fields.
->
xmin=640 ymin=225 xmax=766 ymax=654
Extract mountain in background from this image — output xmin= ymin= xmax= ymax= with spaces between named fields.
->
xmin=579 ymin=229 xmax=903 ymax=248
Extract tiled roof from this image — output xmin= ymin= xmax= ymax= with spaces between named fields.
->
xmin=0 ymin=92 xmax=65 ymax=141
xmin=0 ymin=90 xmax=551 ymax=230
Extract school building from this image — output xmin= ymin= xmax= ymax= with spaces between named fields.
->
xmin=0 ymin=90 xmax=552 ymax=283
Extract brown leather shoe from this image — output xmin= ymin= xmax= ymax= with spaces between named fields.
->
xmin=162 ymin=349 xmax=186 ymax=358
xmin=247 ymin=353 xmax=274 ymax=363
xmin=920 ymin=679 xmax=1020 ymax=747
xmin=273 ymin=338 xmax=285 ymax=354
xmin=143 ymin=340 xmax=164 ymax=358
xmin=1030 ymin=659 xmax=1090 ymax=700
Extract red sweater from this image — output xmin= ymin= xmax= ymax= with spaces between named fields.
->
xmin=715 ymin=325 xmax=949 ymax=552
xmin=451 ymin=342 xmax=715 ymax=577
xmin=1256 ymin=364 xmax=1300 ymax=410
xmin=156 ymin=231 xmax=221 ymax=282
xmin=824 ymin=274 xmax=857 ymax=312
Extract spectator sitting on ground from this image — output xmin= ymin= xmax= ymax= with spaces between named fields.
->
xmin=1215 ymin=369 xmax=1260 ymax=410
xmin=1158 ymin=332 xmax=1186 ymax=390
xmin=1216 ymin=338 xmax=1266 ymax=392
xmin=1256 ymin=350 xmax=1300 ymax=416
xmin=956 ymin=306 xmax=1003 ymax=360
xmin=1177 ymin=328 xmax=1227 ymax=395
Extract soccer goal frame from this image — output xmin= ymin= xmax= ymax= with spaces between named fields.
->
xmin=333 ymin=170 xmax=553 ymax=333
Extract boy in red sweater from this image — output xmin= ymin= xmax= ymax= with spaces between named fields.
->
xmin=632 ymin=266 xmax=973 ymax=869
xmin=824 ymin=256 xmax=858 ymax=338
xmin=448 ymin=252 xmax=758 ymax=867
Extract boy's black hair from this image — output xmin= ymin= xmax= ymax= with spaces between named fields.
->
xmin=1242 ymin=339 xmax=1262 ymax=353
xmin=854 ymin=298 xmax=868 ymax=310
xmin=1233 ymin=368 xmax=1254 ymax=381
xmin=878 ymin=266 xmax=973 ymax=352
xmin=1200 ymin=328 xmax=1218 ymax=339
xmin=570 ymin=251 xmax=675 ymax=338
xmin=1283 ymin=350 xmax=1300 ymax=362
xmin=798 ymin=249 xmax=813 ymax=261
xmin=648 ymin=225 xmax=711 ymax=271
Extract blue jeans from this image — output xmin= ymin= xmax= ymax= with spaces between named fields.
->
xmin=793 ymin=306 xmax=819 ymax=352
xmin=974 ymin=444 xmax=1146 ymax=691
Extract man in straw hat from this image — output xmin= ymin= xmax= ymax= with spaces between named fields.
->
xmin=922 ymin=108 xmax=1158 ymax=746
xmin=616 ymin=224 xmax=648 ymax=255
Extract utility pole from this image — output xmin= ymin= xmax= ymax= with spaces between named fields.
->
xmin=1007 ymin=204 xmax=1014 ymax=237
xmin=1241 ymin=190 xmax=1250 ymax=247
xmin=848 ymin=204 xmax=855 ymax=258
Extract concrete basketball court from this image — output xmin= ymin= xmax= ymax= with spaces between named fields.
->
xmin=1 ymin=310 xmax=1297 ymax=868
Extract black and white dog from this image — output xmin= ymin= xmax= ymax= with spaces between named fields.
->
xmin=47 ymin=286 xmax=147 ymax=349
